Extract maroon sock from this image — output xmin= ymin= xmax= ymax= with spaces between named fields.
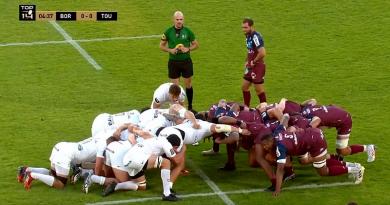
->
xmin=257 ymin=92 xmax=267 ymax=103
xmin=243 ymin=91 xmax=251 ymax=107
xmin=284 ymin=166 xmax=294 ymax=176
xmin=326 ymin=158 xmax=345 ymax=167
xmin=212 ymin=140 xmax=220 ymax=152
xmin=350 ymin=145 xmax=365 ymax=154
xmin=327 ymin=165 xmax=348 ymax=176
xmin=226 ymin=143 xmax=237 ymax=165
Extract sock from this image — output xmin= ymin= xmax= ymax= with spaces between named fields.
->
xmin=243 ymin=91 xmax=251 ymax=107
xmin=326 ymin=158 xmax=345 ymax=167
xmin=226 ymin=143 xmax=237 ymax=166
xmin=186 ymin=87 xmax=193 ymax=110
xmin=213 ymin=140 xmax=220 ymax=152
xmin=161 ymin=169 xmax=171 ymax=196
xmin=91 ymin=175 xmax=105 ymax=185
xmin=114 ymin=181 xmax=138 ymax=191
xmin=284 ymin=166 xmax=294 ymax=176
xmin=31 ymin=172 xmax=54 ymax=186
xmin=350 ymin=145 xmax=365 ymax=154
xmin=328 ymin=165 xmax=348 ymax=176
xmin=80 ymin=168 xmax=93 ymax=178
xmin=257 ymin=92 xmax=267 ymax=103
xmin=169 ymin=182 xmax=173 ymax=189
xmin=27 ymin=167 xmax=50 ymax=175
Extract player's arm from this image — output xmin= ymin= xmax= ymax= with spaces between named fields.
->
xmin=159 ymin=33 xmax=177 ymax=55
xmin=112 ymin=123 xmax=133 ymax=140
xmin=254 ymin=144 xmax=276 ymax=186
xmin=253 ymin=47 xmax=266 ymax=63
xmin=309 ymin=116 xmax=321 ymax=128
xmin=274 ymin=144 xmax=288 ymax=196
xmin=128 ymin=125 xmax=153 ymax=139
xmin=302 ymin=98 xmax=317 ymax=106
xmin=169 ymin=104 xmax=200 ymax=129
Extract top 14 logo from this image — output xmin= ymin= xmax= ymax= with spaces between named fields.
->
xmin=19 ymin=5 xmax=36 ymax=21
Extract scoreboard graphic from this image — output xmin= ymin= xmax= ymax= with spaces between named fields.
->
xmin=19 ymin=5 xmax=117 ymax=21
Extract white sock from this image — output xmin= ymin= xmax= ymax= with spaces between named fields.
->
xmin=115 ymin=181 xmax=138 ymax=191
xmin=81 ymin=169 xmax=92 ymax=176
xmin=161 ymin=169 xmax=171 ymax=196
xmin=169 ymin=182 xmax=173 ymax=189
xmin=27 ymin=167 xmax=50 ymax=175
xmin=91 ymin=175 xmax=105 ymax=185
xmin=31 ymin=172 xmax=54 ymax=186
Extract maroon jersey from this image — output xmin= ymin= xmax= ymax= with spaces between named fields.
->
xmin=283 ymin=100 xmax=304 ymax=115
xmin=288 ymin=115 xmax=310 ymax=129
xmin=302 ymin=105 xmax=352 ymax=135
xmin=236 ymin=109 xmax=263 ymax=124
xmin=275 ymin=128 xmax=327 ymax=163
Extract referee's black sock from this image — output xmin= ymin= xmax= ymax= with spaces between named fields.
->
xmin=186 ymin=87 xmax=193 ymax=110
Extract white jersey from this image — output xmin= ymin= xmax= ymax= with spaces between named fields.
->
xmin=91 ymin=110 xmax=140 ymax=138
xmin=151 ymin=83 xmax=186 ymax=108
xmin=49 ymin=137 xmax=97 ymax=168
xmin=93 ymin=128 xmax=130 ymax=158
xmin=139 ymin=109 xmax=173 ymax=135
xmin=105 ymin=140 xmax=133 ymax=172
xmin=123 ymin=137 xmax=176 ymax=176
xmin=172 ymin=120 xmax=213 ymax=144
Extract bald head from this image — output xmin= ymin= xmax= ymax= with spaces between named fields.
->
xmin=173 ymin=11 xmax=184 ymax=29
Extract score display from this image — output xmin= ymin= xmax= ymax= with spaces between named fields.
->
xmin=19 ymin=5 xmax=117 ymax=21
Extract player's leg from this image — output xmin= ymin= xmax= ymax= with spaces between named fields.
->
xmin=253 ymin=63 xmax=266 ymax=103
xmin=24 ymin=163 xmax=69 ymax=190
xmin=182 ymin=59 xmax=194 ymax=110
xmin=170 ymin=144 xmax=186 ymax=186
xmin=17 ymin=166 xmax=50 ymax=183
xmin=242 ymin=78 xmax=252 ymax=107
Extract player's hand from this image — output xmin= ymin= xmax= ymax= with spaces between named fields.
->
xmin=241 ymin=129 xmax=251 ymax=136
xmin=112 ymin=130 xmax=121 ymax=138
xmin=180 ymin=47 xmax=190 ymax=53
xmin=272 ymin=190 xmax=280 ymax=197
xmin=250 ymin=60 xmax=256 ymax=67
xmin=169 ymin=48 xmax=178 ymax=55
xmin=192 ymin=123 xmax=201 ymax=129
xmin=240 ymin=121 xmax=247 ymax=129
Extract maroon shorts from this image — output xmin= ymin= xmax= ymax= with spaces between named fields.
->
xmin=337 ymin=114 xmax=352 ymax=136
xmin=240 ymin=135 xmax=254 ymax=150
xmin=308 ymin=129 xmax=328 ymax=157
xmin=243 ymin=63 xmax=266 ymax=84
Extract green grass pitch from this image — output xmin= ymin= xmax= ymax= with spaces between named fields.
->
xmin=1 ymin=0 xmax=390 ymax=204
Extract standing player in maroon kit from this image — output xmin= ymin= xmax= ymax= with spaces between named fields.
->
xmin=241 ymin=18 xmax=267 ymax=107
xmin=302 ymin=105 xmax=376 ymax=162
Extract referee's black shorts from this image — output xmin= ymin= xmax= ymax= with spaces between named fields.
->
xmin=168 ymin=58 xmax=193 ymax=79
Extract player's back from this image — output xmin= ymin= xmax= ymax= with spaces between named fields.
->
xmin=303 ymin=105 xmax=349 ymax=127
xmin=110 ymin=109 xmax=140 ymax=126
xmin=73 ymin=137 xmax=97 ymax=164
xmin=237 ymin=109 xmax=262 ymax=123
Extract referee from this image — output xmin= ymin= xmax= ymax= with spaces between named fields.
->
xmin=160 ymin=11 xmax=199 ymax=111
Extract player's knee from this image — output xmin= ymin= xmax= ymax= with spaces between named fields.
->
xmin=313 ymin=159 xmax=327 ymax=176
xmin=160 ymin=158 xmax=171 ymax=169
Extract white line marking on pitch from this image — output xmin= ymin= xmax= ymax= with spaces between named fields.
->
xmin=0 ymin=35 xmax=160 ymax=47
xmin=187 ymin=159 xmax=235 ymax=205
xmin=85 ymin=182 xmax=356 ymax=205
xmin=49 ymin=21 xmax=102 ymax=70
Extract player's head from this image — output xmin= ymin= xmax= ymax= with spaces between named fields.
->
xmin=173 ymin=11 xmax=184 ymax=28
xmin=195 ymin=111 xmax=209 ymax=121
xmin=260 ymin=133 xmax=274 ymax=151
xmin=167 ymin=133 xmax=184 ymax=152
xmin=242 ymin=17 xmax=254 ymax=34
xmin=168 ymin=84 xmax=181 ymax=102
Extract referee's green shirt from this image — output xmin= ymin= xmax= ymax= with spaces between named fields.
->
xmin=162 ymin=26 xmax=195 ymax=61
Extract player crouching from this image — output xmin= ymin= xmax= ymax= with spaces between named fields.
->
xmin=17 ymin=137 xmax=96 ymax=190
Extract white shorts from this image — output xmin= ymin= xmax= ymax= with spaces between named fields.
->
xmin=91 ymin=113 xmax=111 ymax=138
xmin=122 ymin=144 xmax=151 ymax=176
xmin=105 ymin=141 xmax=132 ymax=172
xmin=49 ymin=142 xmax=73 ymax=176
